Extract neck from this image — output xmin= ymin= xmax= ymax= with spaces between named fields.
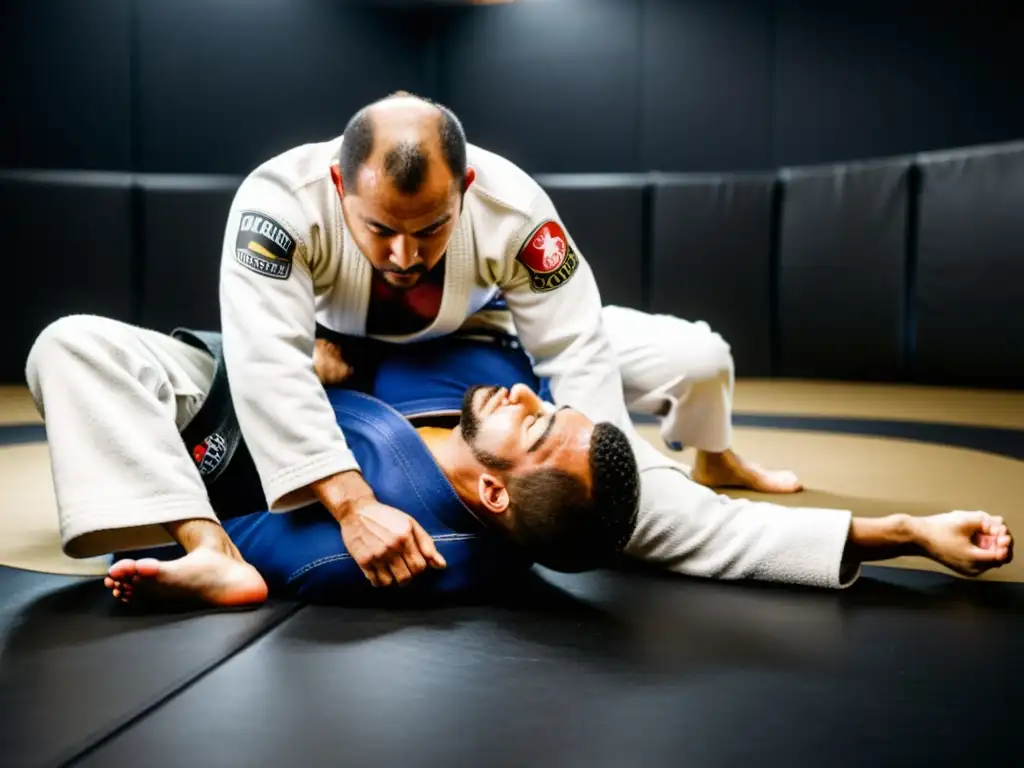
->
xmin=416 ymin=426 xmax=485 ymax=513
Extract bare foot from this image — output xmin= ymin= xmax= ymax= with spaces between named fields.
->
xmin=691 ymin=448 xmax=803 ymax=494
xmin=105 ymin=548 xmax=268 ymax=608
xmin=915 ymin=511 xmax=1014 ymax=577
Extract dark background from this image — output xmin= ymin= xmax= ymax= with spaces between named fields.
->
xmin=2 ymin=0 xmax=1023 ymax=387
xmin=4 ymin=0 xmax=1022 ymax=175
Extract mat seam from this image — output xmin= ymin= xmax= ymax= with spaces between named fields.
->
xmin=55 ymin=601 xmax=307 ymax=768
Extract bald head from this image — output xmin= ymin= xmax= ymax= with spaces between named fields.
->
xmin=339 ymin=93 xmax=467 ymax=197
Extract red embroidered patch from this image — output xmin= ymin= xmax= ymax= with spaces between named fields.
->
xmin=516 ymin=220 xmax=579 ymax=293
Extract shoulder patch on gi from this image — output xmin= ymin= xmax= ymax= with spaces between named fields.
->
xmin=234 ymin=211 xmax=297 ymax=280
xmin=516 ymin=220 xmax=579 ymax=293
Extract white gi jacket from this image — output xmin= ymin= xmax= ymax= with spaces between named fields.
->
xmin=220 ymin=137 xmax=671 ymax=511
xmin=218 ymin=136 xmax=857 ymax=590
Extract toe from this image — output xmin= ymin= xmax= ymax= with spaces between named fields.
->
xmin=135 ymin=559 xmax=162 ymax=578
xmin=108 ymin=559 xmax=137 ymax=580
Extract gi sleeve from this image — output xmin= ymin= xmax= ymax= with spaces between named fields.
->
xmin=498 ymin=188 xmax=634 ymax=434
xmin=629 ymin=466 xmax=861 ymax=589
xmin=219 ymin=175 xmax=360 ymax=511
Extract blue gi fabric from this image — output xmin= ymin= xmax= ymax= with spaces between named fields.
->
xmin=226 ymin=335 xmax=547 ymax=602
xmin=218 ymin=388 xmax=532 ymax=602
xmin=123 ymin=332 xmax=548 ymax=604
xmin=371 ymin=333 xmax=551 ymax=416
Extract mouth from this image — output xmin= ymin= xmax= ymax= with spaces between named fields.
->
xmin=384 ymin=271 xmax=422 ymax=286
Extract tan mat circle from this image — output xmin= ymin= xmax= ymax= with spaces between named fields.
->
xmin=7 ymin=381 xmax=1024 ymax=429
xmin=0 ymin=443 xmax=111 ymax=576
xmin=733 ymin=379 xmax=1024 ymax=430
xmin=636 ymin=424 xmax=1023 ymax=583
xmin=0 ymin=386 xmax=42 ymax=425
xmin=2 ymin=424 xmax=1019 ymax=584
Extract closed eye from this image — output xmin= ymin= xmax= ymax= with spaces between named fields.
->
xmin=413 ymin=216 xmax=451 ymax=238
xmin=368 ymin=223 xmax=397 ymax=237
xmin=528 ymin=406 xmax=569 ymax=453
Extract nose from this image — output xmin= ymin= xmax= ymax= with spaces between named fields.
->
xmin=508 ymin=383 xmax=542 ymax=411
xmin=389 ymin=236 xmax=419 ymax=270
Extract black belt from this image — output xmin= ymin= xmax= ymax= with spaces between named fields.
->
xmin=173 ymin=328 xmax=266 ymax=520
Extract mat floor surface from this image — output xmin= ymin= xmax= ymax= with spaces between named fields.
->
xmin=1 ymin=381 xmax=1022 ymax=767
xmin=1 ymin=564 xmax=1022 ymax=767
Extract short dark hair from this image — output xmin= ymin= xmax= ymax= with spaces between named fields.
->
xmin=503 ymin=422 xmax=641 ymax=572
xmin=339 ymin=91 xmax=467 ymax=196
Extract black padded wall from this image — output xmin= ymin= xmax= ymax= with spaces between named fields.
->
xmin=0 ymin=172 xmax=135 ymax=382
xmin=775 ymin=159 xmax=912 ymax=381
xmin=914 ymin=143 xmax=1024 ymax=388
xmin=440 ymin=0 xmax=642 ymax=174
xmin=536 ymin=176 xmax=648 ymax=310
xmin=641 ymin=0 xmax=773 ymax=173
xmin=134 ymin=1 xmax=437 ymax=175
xmin=136 ymin=175 xmax=242 ymax=333
xmin=0 ymin=0 xmax=132 ymax=171
xmin=4 ymin=0 xmax=1023 ymax=176
xmin=648 ymin=174 xmax=775 ymax=377
xmin=774 ymin=0 xmax=1024 ymax=168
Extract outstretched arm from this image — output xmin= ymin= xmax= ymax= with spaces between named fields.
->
xmin=628 ymin=465 xmax=1013 ymax=587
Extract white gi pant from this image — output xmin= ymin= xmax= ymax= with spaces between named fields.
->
xmin=600 ymin=305 xmax=733 ymax=453
xmin=25 ymin=313 xmax=857 ymax=589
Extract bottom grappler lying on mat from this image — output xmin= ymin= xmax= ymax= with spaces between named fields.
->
xmin=28 ymin=327 xmax=1014 ymax=609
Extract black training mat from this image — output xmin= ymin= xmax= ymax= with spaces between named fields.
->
xmin=0 ymin=171 xmax=136 ymax=384
xmin=914 ymin=141 xmax=1024 ymax=388
xmin=536 ymin=175 xmax=649 ymax=311
xmin=648 ymin=173 xmax=775 ymax=377
xmin=75 ymin=566 xmax=1024 ymax=767
xmin=136 ymin=174 xmax=242 ymax=333
xmin=776 ymin=158 xmax=912 ymax=382
xmin=0 ymin=566 xmax=299 ymax=767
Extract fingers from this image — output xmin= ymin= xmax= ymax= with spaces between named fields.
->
xmin=374 ymin=565 xmax=394 ymax=588
xmin=412 ymin=520 xmax=447 ymax=569
xmin=344 ymin=504 xmax=446 ymax=588
xmin=314 ymin=339 xmax=353 ymax=385
xmin=981 ymin=515 xmax=1005 ymax=536
xmin=361 ymin=516 xmax=430 ymax=587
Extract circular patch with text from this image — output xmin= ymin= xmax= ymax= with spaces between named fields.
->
xmin=516 ymin=220 xmax=579 ymax=293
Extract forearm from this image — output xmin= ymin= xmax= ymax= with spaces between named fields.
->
xmin=842 ymin=514 xmax=923 ymax=564
xmin=628 ymin=466 xmax=856 ymax=589
xmin=310 ymin=470 xmax=376 ymax=524
xmin=221 ymin=240 xmax=360 ymax=510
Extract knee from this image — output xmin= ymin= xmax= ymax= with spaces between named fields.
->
xmin=25 ymin=314 xmax=116 ymax=396
xmin=660 ymin=328 xmax=734 ymax=386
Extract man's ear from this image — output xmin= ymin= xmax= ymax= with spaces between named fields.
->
xmin=477 ymin=473 xmax=509 ymax=515
xmin=463 ymin=167 xmax=476 ymax=193
xmin=330 ymin=164 xmax=345 ymax=198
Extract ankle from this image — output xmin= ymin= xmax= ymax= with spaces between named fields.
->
xmin=165 ymin=518 xmax=233 ymax=556
xmin=694 ymin=450 xmax=723 ymax=470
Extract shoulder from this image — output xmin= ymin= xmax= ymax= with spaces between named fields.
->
xmin=242 ymin=135 xmax=342 ymax=196
xmin=465 ymin=143 xmax=547 ymax=219
xmin=229 ymin=136 xmax=342 ymax=248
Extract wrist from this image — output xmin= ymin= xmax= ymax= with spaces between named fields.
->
xmin=311 ymin=470 xmax=375 ymax=523
xmin=845 ymin=513 xmax=922 ymax=564
xmin=894 ymin=513 xmax=927 ymax=556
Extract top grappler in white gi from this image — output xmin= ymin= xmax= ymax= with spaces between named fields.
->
xmin=25 ymin=93 xmax=1014 ymax=606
